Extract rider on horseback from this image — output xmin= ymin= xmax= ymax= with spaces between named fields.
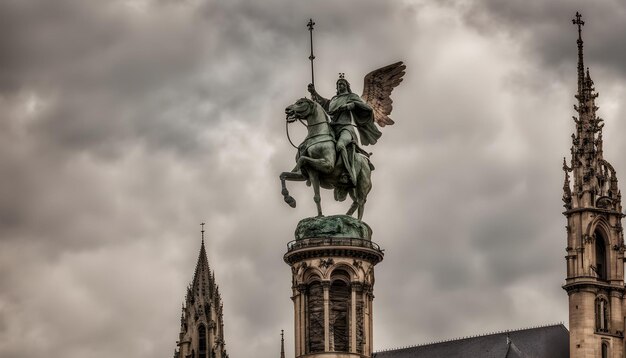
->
xmin=308 ymin=75 xmax=381 ymax=185
xmin=280 ymin=62 xmax=405 ymax=220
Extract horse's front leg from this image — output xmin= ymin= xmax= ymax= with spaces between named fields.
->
xmin=279 ymin=171 xmax=306 ymax=208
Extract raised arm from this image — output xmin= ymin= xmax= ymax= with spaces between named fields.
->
xmin=307 ymin=83 xmax=330 ymax=111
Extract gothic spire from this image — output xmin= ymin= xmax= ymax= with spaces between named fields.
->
xmin=564 ymin=12 xmax=621 ymax=214
xmin=177 ymin=223 xmax=228 ymax=358
xmin=192 ymin=225 xmax=210 ymax=291
xmin=188 ymin=222 xmax=220 ymax=307
xmin=569 ymin=12 xmax=600 ymax=190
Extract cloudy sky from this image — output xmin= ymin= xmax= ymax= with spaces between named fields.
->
xmin=2 ymin=0 xmax=626 ymax=357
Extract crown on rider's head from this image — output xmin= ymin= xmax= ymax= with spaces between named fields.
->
xmin=336 ymin=74 xmax=352 ymax=94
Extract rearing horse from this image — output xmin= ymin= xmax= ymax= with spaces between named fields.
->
xmin=280 ymin=98 xmax=372 ymax=220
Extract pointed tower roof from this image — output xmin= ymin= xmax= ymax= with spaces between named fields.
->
xmin=563 ymin=12 xmax=621 ymax=213
xmin=192 ymin=223 xmax=210 ymax=287
xmin=177 ymin=223 xmax=228 ymax=358
xmin=188 ymin=223 xmax=212 ymax=299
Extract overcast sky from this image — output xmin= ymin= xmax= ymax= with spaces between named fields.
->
xmin=2 ymin=0 xmax=626 ymax=357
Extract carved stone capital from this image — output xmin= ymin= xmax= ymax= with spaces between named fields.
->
xmin=321 ymin=281 xmax=331 ymax=290
xmin=360 ymin=283 xmax=372 ymax=299
xmin=297 ymin=284 xmax=307 ymax=293
xmin=352 ymin=282 xmax=364 ymax=292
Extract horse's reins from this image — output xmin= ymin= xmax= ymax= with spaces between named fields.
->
xmin=286 ymin=120 xmax=299 ymax=149
xmin=285 ymin=107 xmax=330 ymax=149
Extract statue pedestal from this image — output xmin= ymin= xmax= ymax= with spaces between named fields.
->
xmin=285 ymin=215 xmax=383 ymax=358
xmin=294 ymin=215 xmax=372 ymax=240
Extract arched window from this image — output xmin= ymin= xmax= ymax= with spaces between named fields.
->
xmin=596 ymin=297 xmax=609 ymax=333
xmin=602 ymin=342 xmax=608 ymax=358
xmin=198 ymin=325 xmax=207 ymax=358
xmin=595 ymin=231 xmax=608 ymax=280
xmin=330 ymin=270 xmax=351 ymax=352
xmin=306 ymin=281 xmax=324 ymax=353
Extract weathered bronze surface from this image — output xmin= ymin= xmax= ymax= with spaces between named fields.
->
xmin=294 ymin=215 xmax=372 ymax=241
xmin=279 ymin=62 xmax=404 ymax=220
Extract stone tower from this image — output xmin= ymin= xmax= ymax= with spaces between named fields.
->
xmin=175 ymin=226 xmax=228 ymax=358
xmin=284 ymin=215 xmax=384 ymax=358
xmin=563 ymin=12 xmax=626 ymax=358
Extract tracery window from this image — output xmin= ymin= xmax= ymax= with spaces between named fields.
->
xmin=306 ymin=281 xmax=324 ymax=353
xmin=595 ymin=297 xmax=609 ymax=333
xmin=595 ymin=231 xmax=608 ymax=281
xmin=198 ymin=325 xmax=207 ymax=358
xmin=330 ymin=270 xmax=351 ymax=352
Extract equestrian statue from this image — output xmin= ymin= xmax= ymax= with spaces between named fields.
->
xmin=279 ymin=62 xmax=406 ymax=220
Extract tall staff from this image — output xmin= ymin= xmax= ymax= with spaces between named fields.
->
xmin=307 ymin=18 xmax=316 ymax=88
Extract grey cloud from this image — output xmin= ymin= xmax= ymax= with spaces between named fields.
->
xmin=0 ymin=0 xmax=623 ymax=357
xmin=463 ymin=0 xmax=626 ymax=78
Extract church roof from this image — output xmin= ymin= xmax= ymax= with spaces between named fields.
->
xmin=186 ymin=229 xmax=222 ymax=307
xmin=373 ymin=324 xmax=569 ymax=358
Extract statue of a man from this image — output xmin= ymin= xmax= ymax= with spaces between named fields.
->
xmin=308 ymin=77 xmax=381 ymax=185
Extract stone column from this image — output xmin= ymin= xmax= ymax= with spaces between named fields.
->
xmin=298 ymin=284 xmax=307 ymax=356
xmin=292 ymin=291 xmax=300 ymax=356
xmin=350 ymin=283 xmax=357 ymax=353
xmin=323 ymin=281 xmax=331 ymax=352
xmin=367 ymin=288 xmax=374 ymax=357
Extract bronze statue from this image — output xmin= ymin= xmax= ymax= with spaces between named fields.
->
xmin=279 ymin=62 xmax=406 ymax=220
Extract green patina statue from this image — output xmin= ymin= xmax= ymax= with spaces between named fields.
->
xmin=279 ymin=62 xmax=406 ymax=220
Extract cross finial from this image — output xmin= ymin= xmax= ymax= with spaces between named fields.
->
xmin=572 ymin=12 xmax=585 ymax=44
xmin=572 ymin=12 xmax=586 ymax=99
xmin=339 ymin=73 xmax=345 ymax=79
xmin=572 ymin=12 xmax=584 ymax=33
xmin=307 ymin=18 xmax=315 ymax=31
xmin=200 ymin=222 xmax=205 ymax=244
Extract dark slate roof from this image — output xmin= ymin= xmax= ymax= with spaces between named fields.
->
xmin=373 ymin=324 xmax=569 ymax=358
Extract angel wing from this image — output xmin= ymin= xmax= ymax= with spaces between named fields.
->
xmin=361 ymin=61 xmax=406 ymax=127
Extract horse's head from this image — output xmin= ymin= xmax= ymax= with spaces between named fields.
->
xmin=285 ymin=98 xmax=316 ymax=123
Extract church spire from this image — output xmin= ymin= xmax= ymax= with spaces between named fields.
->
xmin=177 ymin=223 xmax=228 ymax=358
xmin=564 ymin=11 xmax=613 ymax=210
xmin=191 ymin=223 xmax=212 ymax=297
